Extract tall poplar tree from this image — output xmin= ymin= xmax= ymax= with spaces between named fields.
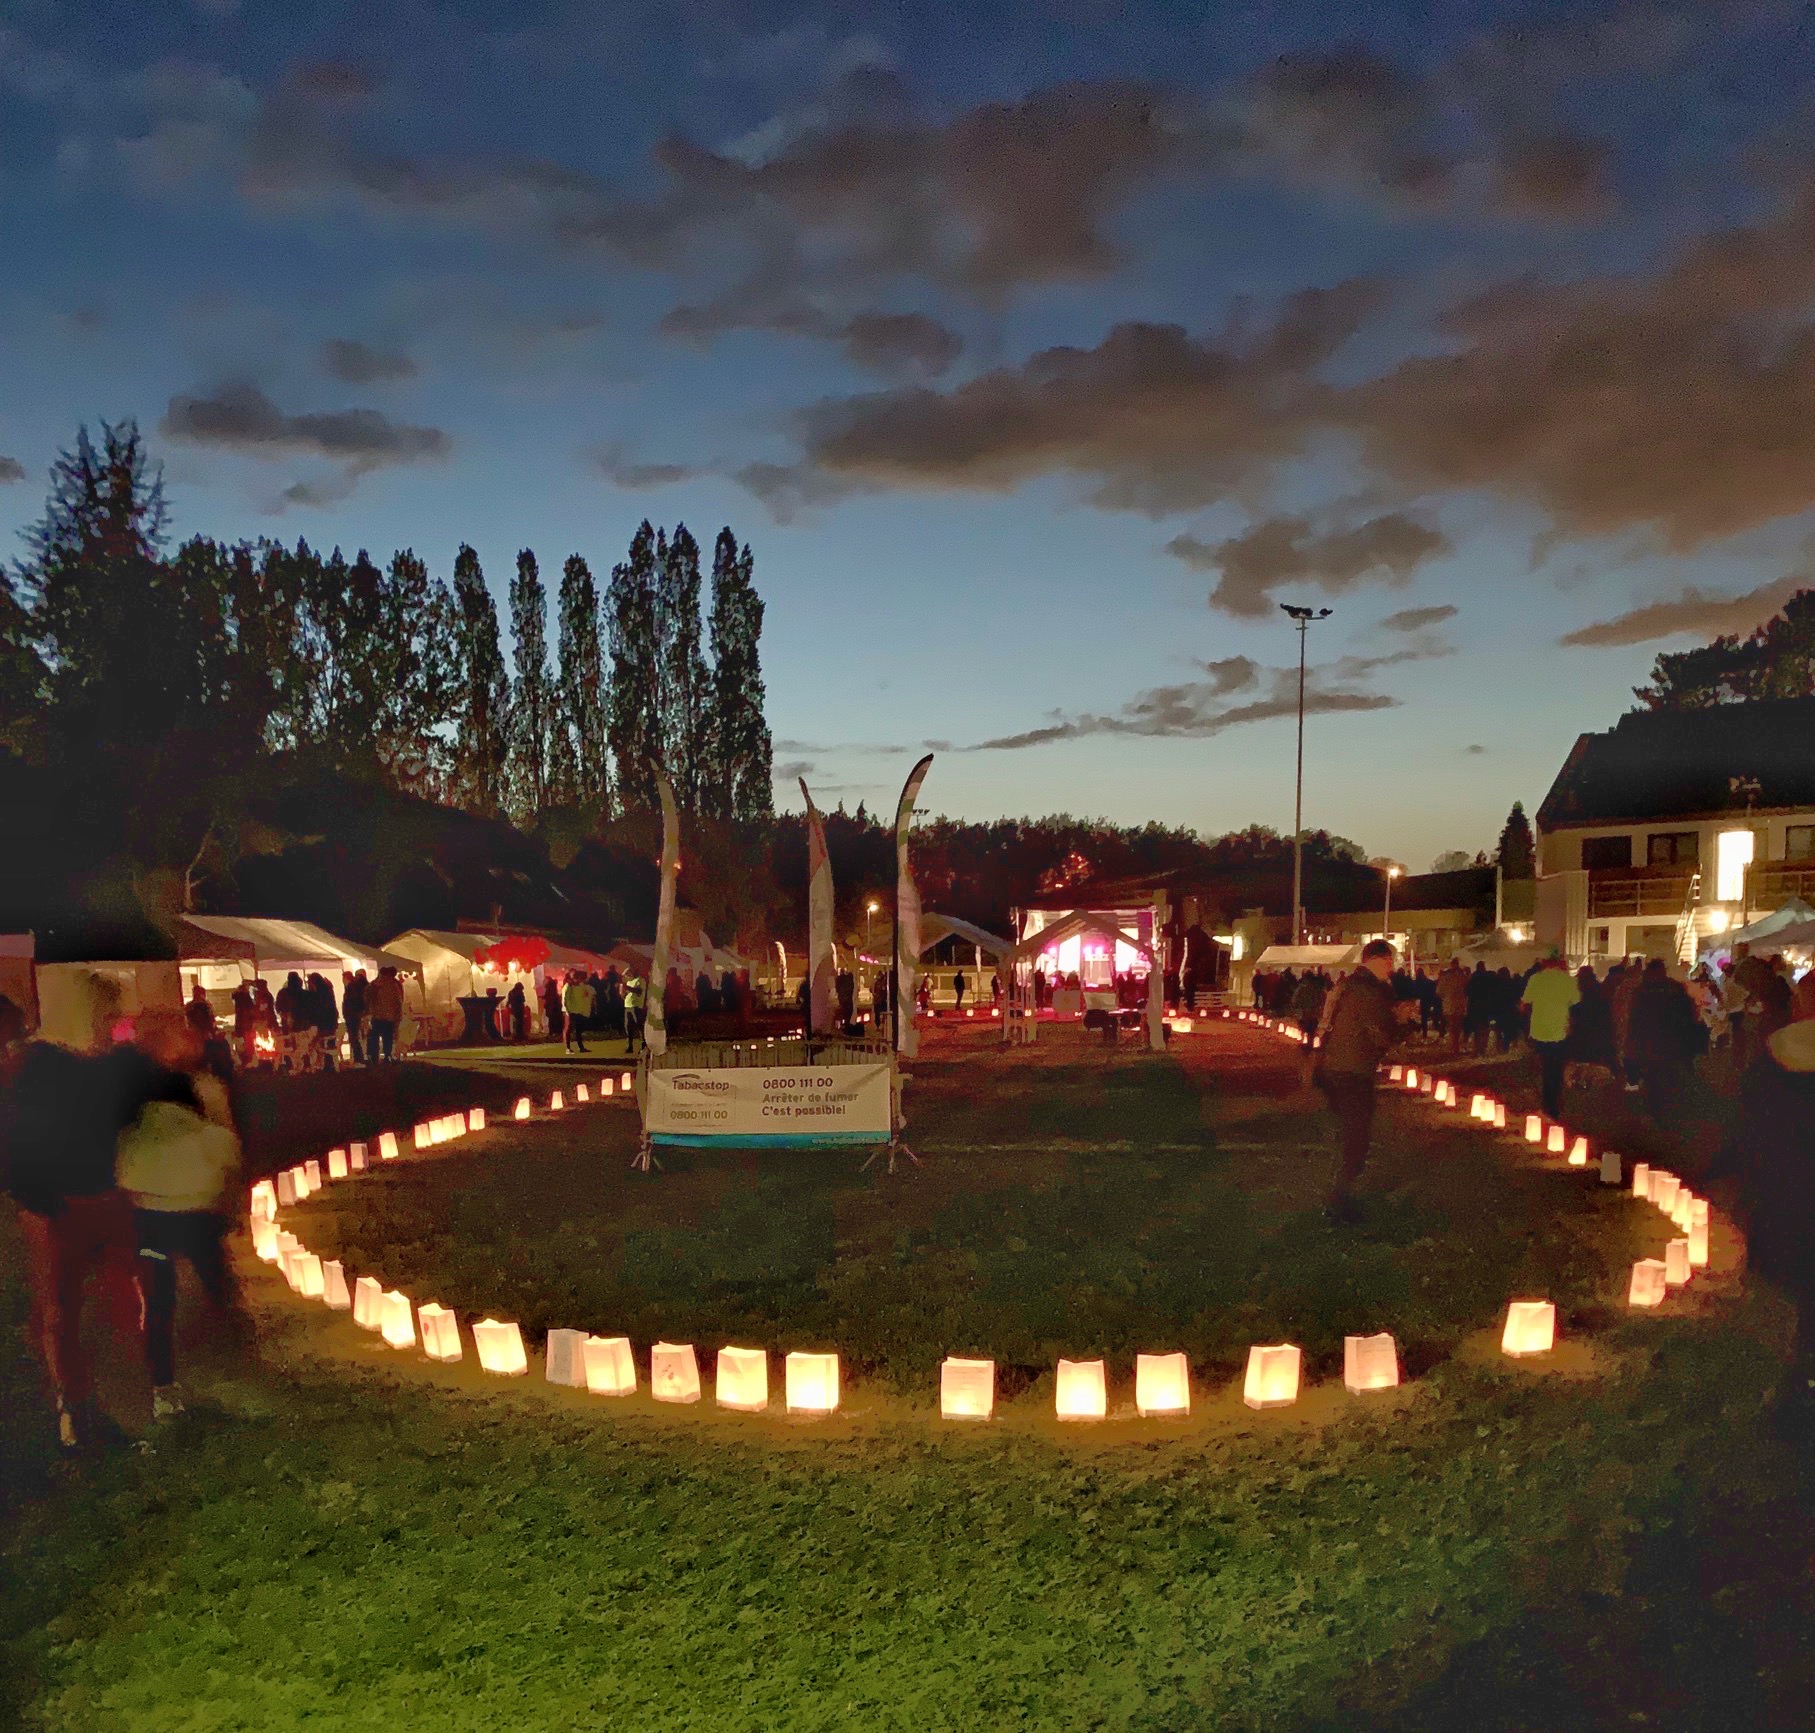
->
xmin=506 ymin=548 xmax=552 ymax=824
xmin=450 ymin=543 xmax=509 ymax=816
xmin=375 ymin=547 xmax=458 ymax=800
xmin=658 ymin=523 xmax=711 ymax=811
xmin=606 ymin=521 xmax=662 ymax=812
xmin=556 ymin=553 xmax=609 ymax=813
xmin=705 ymin=528 xmax=773 ymax=821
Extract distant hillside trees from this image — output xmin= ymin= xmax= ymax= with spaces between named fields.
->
xmin=1 ymin=421 xmax=776 ymax=840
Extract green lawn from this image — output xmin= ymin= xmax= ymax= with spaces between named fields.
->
xmin=2 ymin=1023 xmax=1810 ymax=1729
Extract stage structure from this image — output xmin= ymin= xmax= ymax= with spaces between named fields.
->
xmin=633 ymin=758 xmax=930 ymax=1171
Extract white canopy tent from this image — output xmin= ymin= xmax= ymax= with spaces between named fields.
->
xmin=1253 ymin=942 xmax=1364 ymax=973
xmin=176 ymin=916 xmax=418 ymax=987
xmin=384 ymin=929 xmax=539 ymax=1041
xmin=1725 ymin=898 xmax=1815 ymax=949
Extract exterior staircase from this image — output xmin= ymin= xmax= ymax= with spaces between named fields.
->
xmin=1673 ymin=870 xmax=1702 ymax=965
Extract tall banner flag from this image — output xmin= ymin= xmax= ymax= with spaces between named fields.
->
xmin=893 ymin=753 xmax=934 ymax=1058
xmin=645 ymin=766 xmax=680 ymax=1058
xmin=800 ymin=778 xmax=836 ymax=1036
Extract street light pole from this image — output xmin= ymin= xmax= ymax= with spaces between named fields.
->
xmin=1384 ymin=865 xmax=1399 ymax=939
xmin=1280 ymin=604 xmax=1333 ymax=948
xmin=866 ymin=899 xmax=879 ymax=956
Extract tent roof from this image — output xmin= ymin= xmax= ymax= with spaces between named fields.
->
xmin=919 ymin=912 xmax=1016 ymax=959
xmin=387 ymin=929 xmax=501 ymax=963
xmin=1254 ymin=942 xmax=1363 ymax=970
xmin=1745 ymin=916 xmax=1815 ymax=955
xmin=175 ymin=915 xmax=419 ymax=975
xmin=1729 ymin=897 xmax=1815 ymax=947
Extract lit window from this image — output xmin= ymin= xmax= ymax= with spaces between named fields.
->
xmin=1715 ymin=829 xmax=1754 ymax=902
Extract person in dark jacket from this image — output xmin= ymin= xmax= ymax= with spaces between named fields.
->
xmin=1568 ymin=966 xmax=1619 ymax=1082
xmin=342 ymin=970 xmax=369 ymax=1064
xmin=1 ymin=1042 xmax=162 ymax=1449
xmin=1314 ymin=940 xmax=1407 ymax=1222
xmin=506 ymin=981 xmax=528 ymax=1042
xmin=1720 ymin=1019 xmax=1815 ymax=1436
xmin=1627 ymin=960 xmax=1702 ymax=1122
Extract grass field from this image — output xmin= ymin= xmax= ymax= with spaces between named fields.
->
xmin=2 ymin=1021 xmax=1811 ymax=1729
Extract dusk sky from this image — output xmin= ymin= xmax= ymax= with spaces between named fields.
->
xmin=4 ymin=0 xmax=1813 ymax=868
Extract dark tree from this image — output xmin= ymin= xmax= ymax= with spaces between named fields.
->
xmin=375 ymin=548 xmax=458 ymax=799
xmin=705 ymin=528 xmax=772 ymax=821
xmin=449 ymin=543 xmax=510 ymax=816
xmin=555 ymin=553 xmax=609 ymax=814
xmin=506 ymin=548 xmax=552 ymax=823
xmin=17 ymin=420 xmax=180 ymax=746
xmin=1496 ymin=800 xmax=1535 ymax=879
xmin=1634 ymin=588 xmax=1815 ymax=708
xmin=658 ymin=523 xmax=711 ymax=811
xmin=606 ymin=522 xmax=662 ymax=812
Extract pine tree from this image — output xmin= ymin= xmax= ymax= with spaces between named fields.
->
xmin=555 ymin=553 xmax=609 ymax=814
xmin=449 ymin=544 xmax=510 ymax=816
xmin=1496 ymin=801 xmax=1535 ymax=880
xmin=606 ymin=522 xmax=662 ymax=812
xmin=658 ymin=523 xmax=711 ymax=811
xmin=506 ymin=548 xmax=552 ymax=823
xmin=18 ymin=419 xmax=177 ymax=745
xmin=706 ymin=528 xmax=773 ymax=821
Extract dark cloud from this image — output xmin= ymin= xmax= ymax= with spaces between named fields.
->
xmin=839 ymin=311 xmax=962 ymax=379
xmin=779 ymin=180 xmax=1815 ymax=549
xmin=662 ymin=291 xmax=961 ymax=377
xmin=294 ymin=61 xmax=377 ymax=103
xmin=321 ymin=337 xmax=417 ymax=383
xmin=590 ymin=443 xmax=703 ymax=489
xmin=1168 ymin=509 xmax=1449 ymax=618
xmin=1558 ymin=574 xmax=1806 ymax=646
xmin=1345 ymin=184 xmax=1815 ymax=548
xmin=1243 ymin=46 xmax=1450 ymax=205
xmin=161 ymin=381 xmax=449 ymax=507
xmin=735 ymin=458 xmax=860 ymax=522
xmin=1493 ymin=134 xmax=1612 ymax=219
xmin=594 ymin=75 xmax=1191 ymax=296
xmin=1465 ymin=743 xmax=1486 ymax=754
xmin=969 ymin=658 xmax=1400 ymax=750
xmin=0 ymin=456 xmax=26 ymax=485
xmin=787 ymin=280 xmax=1380 ymax=513
xmin=1378 ymin=602 xmax=1457 ymax=633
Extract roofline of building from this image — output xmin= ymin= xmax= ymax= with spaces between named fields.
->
xmin=1540 ymin=803 xmax=1815 ymax=832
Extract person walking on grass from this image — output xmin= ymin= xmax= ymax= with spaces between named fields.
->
xmin=562 ymin=972 xmax=595 ymax=1054
xmin=622 ymin=973 xmax=646 ymax=1053
xmin=1313 ymin=939 xmax=1407 ymax=1224
xmin=1 ymin=1031 xmax=147 ymax=1450
xmin=115 ymin=1018 xmax=249 ymax=1421
xmin=1520 ymin=953 xmax=1580 ymax=1121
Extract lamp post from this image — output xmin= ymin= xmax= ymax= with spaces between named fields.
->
xmin=866 ymin=899 xmax=879 ymax=956
xmin=1279 ymin=603 xmax=1333 ymax=947
xmin=1383 ymin=864 xmax=1400 ymax=940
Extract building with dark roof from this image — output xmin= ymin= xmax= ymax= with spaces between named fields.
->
xmin=1534 ymin=697 xmax=1815 ymax=960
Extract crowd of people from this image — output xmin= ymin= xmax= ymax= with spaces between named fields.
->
xmin=1298 ymin=938 xmax=1815 ymax=1433
xmin=1254 ymin=945 xmax=1812 ymax=1123
xmin=187 ymin=965 xmax=409 ymax=1070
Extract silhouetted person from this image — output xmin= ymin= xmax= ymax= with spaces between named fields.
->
xmin=1314 ymin=941 xmax=1405 ymax=1223
xmin=1628 ymin=960 xmax=1702 ymax=1122
xmin=365 ymin=966 xmax=403 ymax=1062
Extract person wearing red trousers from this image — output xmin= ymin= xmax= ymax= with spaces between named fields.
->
xmin=1 ymin=1040 xmax=151 ymax=1450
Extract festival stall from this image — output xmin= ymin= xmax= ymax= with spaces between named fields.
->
xmin=384 ymin=929 xmax=544 ymax=1042
xmin=175 ymin=916 xmax=422 ymax=1056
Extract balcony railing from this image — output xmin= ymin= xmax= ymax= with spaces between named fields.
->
xmin=1751 ymin=864 xmax=1815 ymax=905
xmin=1587 ymin=867 xmax=1695 ymax=919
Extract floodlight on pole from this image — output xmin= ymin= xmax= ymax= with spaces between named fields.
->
xmin=866 ymin=899 xmax=880 ymax=954
xmin=1384 ymin=864 xmax=1400 ymax=940
xmin=1280 ymin=604 xmax=1333 ymax=947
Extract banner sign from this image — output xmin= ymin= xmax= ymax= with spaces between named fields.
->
xmin=646 ymin=1062 xmax=892 ymax=1148
xmin=801 ymin=778 xmax=835 ymax=1036
xmin=894 ymin=752 xmax=933 ymax=1058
